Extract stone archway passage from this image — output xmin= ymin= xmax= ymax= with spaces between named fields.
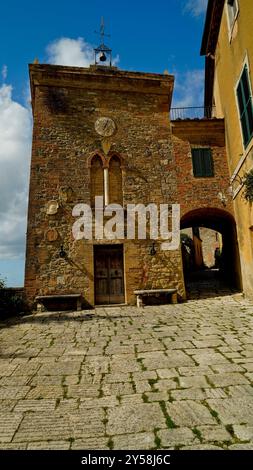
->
xmin=181 ymin=207 xmax=242 ymax=296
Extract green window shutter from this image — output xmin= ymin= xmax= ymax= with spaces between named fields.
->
xmin=237 ymin=80 xmax=244 ymax=115
xmin=192 ymin=149 xmax=202 ymax=177
xmin=192 ymin=148 xmax=214 ymax=177
xmin=237 ymin=66 xmax=253 ymax=147
xmin=203 ymin=148 xmax=214 ymax=177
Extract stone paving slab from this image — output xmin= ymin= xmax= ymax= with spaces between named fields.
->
xmin=0 ymin=413 xmax=23 ymax=443
xmin=140 ymin=351 xmax=195 ymax=369
xmin=196 ymin=425 xmax=231 ymax=442
xmin=165 ymin=400 xmax=217 ymax=427
xmin=232 ymin=425 xmax=253 ymax=440
xmin=160 ymin=428 xmax=196 ymax=447
xmin=113 ymin=432 xmax=155 ymax=450
xmin=178 ymin=375 xmax=210 ymax=389
xmin=71 ymin=437 xmax=109 ymax=450
xmin=27 ymin=441 xmax=70 ymax=450
xmin=26 ymin=385 xmax=64 ymax=399
xmin=207 ymin=397 xmax=253 ymax=425
xmin=13 ymin=399 xmax=56 ymax=413
xmin=0 ymin=386 xmax=30 ymax=400
xmin=206 ymin=373 xmax=250 ymax=387
xmin=13 ymin=413 xmax=72 ymax=442
xmin=228 ymin=443 xmax=253 ymax=450
xmin=106 ymin=403 xmax=166 ymax=435
xmin=0 ymin=293 xmax=253 ymax=449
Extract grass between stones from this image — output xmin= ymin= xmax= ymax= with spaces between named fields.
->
xmin=62 ymin=376 xmax=68 ymax=399
xmin=225 ymin=424 xmax=234 ymax=436
xmin=148 ymin=378 xmax=158 ymax=391
xmin=192 ymin=427 xmax=203 ymax=442
xmin=107 ymin=437 xmax=114 ymax=450
xmin=210 ymin=409 xmax=220 ymax=422
xmin=154 ymin=428 xmax=162 ymax=449
xmin=225 ymin=423 xmax=247 ymax=445
xmin=202 ymin=400 xmax=221 ymax=424
xmin=129 ymin=372 xmax=137 ymax=393
xmin=98 ymin=373 xmax=105 ymax=398
xmin=102 ymin=416 xmax=108 ymax=426
xmin=205 ymin=375 xmax=215 ymax=387
xmin=136 ymin=357 xmax=147 ymax=371
xmin=142 ymin=393 xmax=148 ymax=403
xmin=159 ymin=401 xmax=177 ymax=429
xmin=116 ymin=394 xmax=122 ymax=403
xmin=55 ymin=397 xmax=61 ymax=408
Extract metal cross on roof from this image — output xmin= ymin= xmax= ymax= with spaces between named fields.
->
xmin=95 ymin=17 xmax=110 ymax=47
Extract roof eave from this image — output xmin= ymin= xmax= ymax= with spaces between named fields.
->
xmin=200 ymin=0 xmax=225 ymax=56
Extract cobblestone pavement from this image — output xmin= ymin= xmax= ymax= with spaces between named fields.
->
xmin=1 ymin=293 xmax=253 ymax=450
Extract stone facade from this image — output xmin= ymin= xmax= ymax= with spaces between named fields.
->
xmin=181 ymin=227 xmax=221 ymax=269
xmin=200 ymin=228 xmax=220 ymax=268
xmin=24 ymin=64 xmax=239 ymax=308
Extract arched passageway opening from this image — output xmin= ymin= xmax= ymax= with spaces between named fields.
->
xmin=181 ymin=208 xmax=242 ymax=299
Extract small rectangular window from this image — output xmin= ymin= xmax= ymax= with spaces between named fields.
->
xmin=227 ymin=0 xmax=238 ymax=30
xmin=191 ymin=148 xmax=214 ymax=178
xmin=236 ymin=65 xmax=253 ymax=148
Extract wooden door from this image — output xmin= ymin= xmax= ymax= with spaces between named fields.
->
xmin=94 ymin=245 xmax=125 ymax=305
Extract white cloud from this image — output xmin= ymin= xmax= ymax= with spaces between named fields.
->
xmin=0 ymin=37 xmax=120 ymax=272
xmin=183 ymin=0 xmax=208 ymax=17
xmin=46 ymin=37 xmax=94 ymax=67
xmin=0 ymin=84 xmax=32 ymax=259
xmin=1 ymin=65 xmax=7 ymax=82
xmin=172 ymin=69 xmax=204 ymax=108
xmin=46 ymin=37 xmax=119 ymax=67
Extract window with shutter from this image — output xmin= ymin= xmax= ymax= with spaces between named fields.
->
xmin=236 ymin=65 xmax=253 ymax=148
xmin=227 ymin=0 xmax=238 ymax=30
xmin=191 ymin=148 xmax=214 ymax=178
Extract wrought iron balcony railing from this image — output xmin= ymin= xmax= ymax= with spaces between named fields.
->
xmin=170 ymin=106 xmax=216 ymax=121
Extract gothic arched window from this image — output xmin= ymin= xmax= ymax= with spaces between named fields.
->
xmin=109 ymin=156 xmax=123 ymax=205
xmin=90 ymin=155 xmax=104 ymax=207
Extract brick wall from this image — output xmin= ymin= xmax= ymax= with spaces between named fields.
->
xmin=172 ymin=120 xmax=234 ymax=219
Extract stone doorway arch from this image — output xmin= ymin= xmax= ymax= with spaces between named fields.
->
xmin=181 ymin=207 xmax=242 ymax=297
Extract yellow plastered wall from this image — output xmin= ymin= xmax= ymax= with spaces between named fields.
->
xmin=213 ymin=1 xmax=253 ymax=297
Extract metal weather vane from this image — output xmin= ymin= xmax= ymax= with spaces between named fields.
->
xmin=94 ymin=17 xmax=112 ymax=66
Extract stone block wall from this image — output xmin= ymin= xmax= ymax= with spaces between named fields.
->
xmin=25 ymin=64 xmax=186 ymax=307
xmin=172 ymin=120 xmax=234 ymax=219
xmin=24 ymin=64 xmax=238 ymax=308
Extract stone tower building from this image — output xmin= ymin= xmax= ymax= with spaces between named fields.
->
xmin=24 ymin=62 xmax=241 ymax=309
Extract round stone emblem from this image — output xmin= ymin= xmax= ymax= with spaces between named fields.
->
xmin=95 ymin=117 xmax=116 ymax=137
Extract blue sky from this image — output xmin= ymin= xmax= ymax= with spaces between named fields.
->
xmin=0 ymin=0 xmax=208 ymax=286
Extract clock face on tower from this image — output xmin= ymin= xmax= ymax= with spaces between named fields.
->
xmin=95 ymin=117 xmax=116 ymax=137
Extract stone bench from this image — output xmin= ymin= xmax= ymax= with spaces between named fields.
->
xmin=134 ymin=289 xmax=177 ymax=308
xmin=36 ymin=294 xmax=82 ymax=312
